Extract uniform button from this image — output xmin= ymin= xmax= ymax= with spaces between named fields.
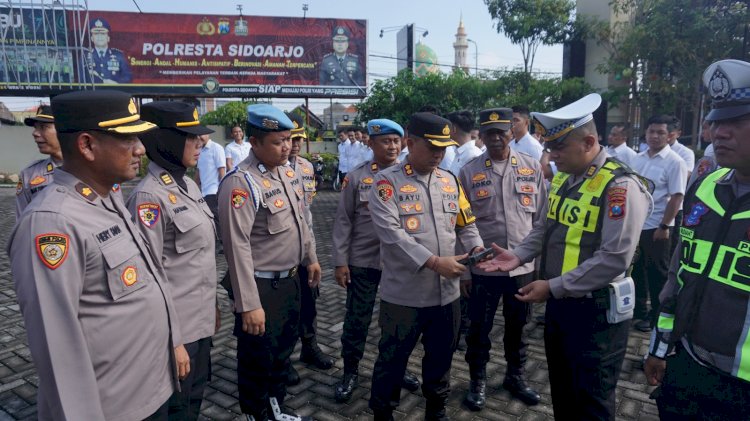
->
xmin=56 ymin=187 xmax=65 ymax=193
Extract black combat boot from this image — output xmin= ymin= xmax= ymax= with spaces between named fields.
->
xmin=267 ymin=397 xmax=312 ymax=421
xmin=334 ymin=370 xmax=359 ymax=402
xmin=502 ymin=374 xmax=541 ymax=405
xmin=401 ymin=370 xmax=420 ymax=391
xmin=300 ymin=338 xmax=334 ymax=369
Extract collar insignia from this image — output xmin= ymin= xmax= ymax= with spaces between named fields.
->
xmin=75 ymin=183 xmax=97 ymax=201
xmin=160 ymin=172 xmax=174 ymax=185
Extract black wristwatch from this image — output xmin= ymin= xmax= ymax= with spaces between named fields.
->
xmin=658 ymin=223 xmax=669 ymax=230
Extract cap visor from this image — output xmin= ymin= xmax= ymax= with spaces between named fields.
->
xmin=177 ymin=125 xmax=214 ymax=135
xmin=480 ymin=122 xmax=511 ymax=133
xmin=705 ymin=104 xmax=750 ymax=121
xmin=24 ymin=116 xmax=54 ymax=126
xmin=107 ymin=120 xmax=158 ymax=134
xmin=428 ymin=139 xmax=458 ymax=147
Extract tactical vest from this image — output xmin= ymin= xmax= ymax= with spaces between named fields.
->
xmin=542 ymin=159 xmax=630 ymax=278
xmin=667 ymin=168 xmax=750 ymax=381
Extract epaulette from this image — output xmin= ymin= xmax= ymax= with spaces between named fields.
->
xmin=237 ymin=168 xmax=264 ymax=211
xmin=606 ymin=157 xmax=655 ymax=194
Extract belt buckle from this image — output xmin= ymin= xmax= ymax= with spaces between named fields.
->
xmin=289 ymin=266 xmax=298 ymax=278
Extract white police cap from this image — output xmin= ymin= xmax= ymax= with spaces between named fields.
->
xmin=703 ymin=59 xmax=750 ymax=121
xmin=531 ymin=93 xmax=602 ymax=144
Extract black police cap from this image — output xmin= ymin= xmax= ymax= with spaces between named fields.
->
xmin=408 ymin=112 xmax=457 ymax=147
xmin=285 ymin=112 xmax=307 ymax=139
xmin=140 ymin=101 xmax=214 ymax=136
xmin=51 ymin=90 xmax=156 ymax=135
xmin=24 ymin=105 xmax=54 ymax=126
xmin=479 ymin=108 xmax=512 ymax=133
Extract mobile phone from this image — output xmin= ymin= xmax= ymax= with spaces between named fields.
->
xmin=458 ymin=248 xmax=494 ymax=266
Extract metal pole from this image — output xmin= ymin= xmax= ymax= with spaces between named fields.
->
xmin=305 ymin=96 xmax=310 ymax=154
xmin=468 ymin=39 xmax=478 ymax=76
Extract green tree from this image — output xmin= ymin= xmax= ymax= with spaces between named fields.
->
xmin=485 ymin=0 xmax=575 ymax=74
xmin=584 ymin=0 xmax=748 ymax=145
xmin=356 ymin=68 xmax=591 ymax=125
xmin=201 ymin=100 xmax=256 ymax=127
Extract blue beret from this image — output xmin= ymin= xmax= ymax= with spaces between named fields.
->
xmin=246 ymin=104 xmax=294 ymax=132
xmin=90 ymin=18 xmax=111 ymax=33
xmin=367 ymin=119 xmax=403 ymax=137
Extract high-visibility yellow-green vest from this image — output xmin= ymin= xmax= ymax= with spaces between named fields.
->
xmin=661 ymin=168 xmax=750 ymax=381
xmin=543 ymin=159 xmax=628 ymax=278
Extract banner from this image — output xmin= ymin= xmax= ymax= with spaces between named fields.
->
xmin=0 ymin=8 xmax=367 ymax=98
xmin=0 ymin=6 xmax=72 ymax=90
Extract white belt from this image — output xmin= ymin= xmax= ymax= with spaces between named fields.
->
xmin=254 ymin=267 xmax=298 ymax=279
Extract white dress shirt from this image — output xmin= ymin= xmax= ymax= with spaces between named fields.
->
xmin=510 ymin=132 xmax=544 ymax=160
xmin=631 ymin=147 xmax=688 ymax=230
xmin=448 ymin=141 xmax=483 ymax=176
xmin=606 ymin=143 xmax=638 ymax=167
xmin=225 ymin=141 xmax=251 ymax=169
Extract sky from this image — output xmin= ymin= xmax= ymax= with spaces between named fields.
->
xmin=3 ymin=0 xmax=564 ymax=113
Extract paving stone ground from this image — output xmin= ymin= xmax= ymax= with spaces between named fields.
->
xmin=0 ymin=185 xmax=659 ymax=420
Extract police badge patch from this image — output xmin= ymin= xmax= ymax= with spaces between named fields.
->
xmin=36 ymin=233 xmax=70 ymax=270
xmin=607 ymin=187 xmax=627 ymax=220
xmin=137 ymin=203 xmax=161 ymax=228
xmin=684 ymin=202 xmax=709 ymax=227
xmin=377 ymin=179 xmax=394 ymax=202
xmin=121 ymin=266 xmax=138 ymax=286
xmin=231 ymin=189 xmax=249 ymax=209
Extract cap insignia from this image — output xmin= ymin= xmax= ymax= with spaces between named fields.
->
xmin=262 ymin=118 xmax=279 ymax=130
xmin=192 ymin=108 xmax=199 ymax=121
xmin=95 ymin=19 xmax=103 ymax=28
xmin=489 ymin=112 xmax=499 ymax=121
xmin=371 ymin=125 xmax=381 ymax=133
xmin=442 ymin=124 xmax=450 ymax=135
xmin=128 ymin=99 xmax=137 ymax=115
xmin=337 ymin=27 xmax=345 ymax=35
xmin=293 ymin=121 xmax=299 ymax=129
xmin=709 ymin=68 xmax=731 ymax=100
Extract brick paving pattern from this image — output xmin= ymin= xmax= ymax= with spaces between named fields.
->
xmin=0 ymin=186 xmax=659 ymax=420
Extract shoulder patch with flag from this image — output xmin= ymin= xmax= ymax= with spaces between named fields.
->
xmin=36 ymin=233 xmax=70 ymax=269
xmin=137 ymin=203 xmax=161 ymax=228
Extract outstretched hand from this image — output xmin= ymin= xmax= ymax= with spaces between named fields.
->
xmin=476 ymin=243 xmax=521 ymax=272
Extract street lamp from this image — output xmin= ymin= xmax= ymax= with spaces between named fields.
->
xmin=467 ymin=38 xmax=478 ymax=76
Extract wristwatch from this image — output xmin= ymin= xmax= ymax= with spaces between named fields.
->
xmin=658 ymin=223 xmax=669 ymax=230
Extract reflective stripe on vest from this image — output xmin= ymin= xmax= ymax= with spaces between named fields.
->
xmin=547 ymin=161 xmax=619 ymax=274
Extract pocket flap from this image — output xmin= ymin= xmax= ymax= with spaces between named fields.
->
xmin=172 ymin=211 xmax=201 ymax=233
xmin=101 ymin=240 xmax=139 ymax=269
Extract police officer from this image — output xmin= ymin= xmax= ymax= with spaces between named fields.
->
xmin=332 ymin=118 xmax=420 ymax=403
xmin=85 ymin=18 xmax=132 ymax=83
xmin=126 ymin=101 xmax=218 ymax=420
xmin=285 ymin=113 xmax=334 ymax=386
xmin=218 ymin=104 xmax=320 ymax=421
xmin=644 ymin=59 xmax=750 ymax=419
xmin=479 ymin=94 xmax=652 ymax=420
xmin=459 ymin=108 xmax=546 ymax=410
xmin=319 ymin=26 xmax=364 ymax=86
xmin=368 ymin=112 xmax=484 ymax=421
xmin=16 ymin=105 xmax=62 ymax=218
xmin=8 ymin=90 xmax=181 ymax=420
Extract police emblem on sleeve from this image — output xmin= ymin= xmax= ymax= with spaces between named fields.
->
xmin=137 ymin=203 xmax=161 ymax=228
xmin=607 ymin=187 xmax=627 ymax=220
xmin=684 ymin=202 xmax=709 ymax=226
xmin=35 ymin=233 xmax=70 ymax=270
xmin=377 ymin=179 xmax=394 ymax=202
xmin=231 ymin=189 xmax=249 ymax=209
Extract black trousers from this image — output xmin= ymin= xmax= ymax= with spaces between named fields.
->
xmin=341 ymin=266 xmax=381 ymax=373
xmin=203 ymin=194 xmax=221 ymax=240
xmin=655 ymin=344 xmax=750 ymax=420
xmin=297 ymin=264 xmax=319 ymax=341
xmin=369 ymin=299 xmax=460 ymax=413
xmin=465 ymin=273 xmax=532 ymax=377
xmin=545 ymin=296 xmax=630 ymax=420
xmin=167 ymin=337 xmax=212 ymax=421
xmin=633 ymin=228 xmax=671 ymax=324
xmin=234 ymin=275 xmax=300 ymax=417
xmin=143 ymin=399 xmax=169 ymax=421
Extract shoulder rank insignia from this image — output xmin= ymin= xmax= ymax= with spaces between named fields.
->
xmin=160 ymin=172 xmax=174 ymax=185
xmin=121 ymin=266 xmax=138 ymax=286
xmin=586 ymin=165 xmax=598 ymax=177
xmin=485 ymin=159 xmax=492 ymax=168
xmin=75 ymin=182 xmax=97 ymax=201
xmin=168 ymin=193 xmax=177 ymax=204
xmin=35 ymin=233 xmax=70 ymax=270
xmin=15 ymin=180 xmax=23 ymax=195
xmin=137 ymin=203 xmax=161 ymax=228
xmin=371 ymin=162 xmax=379 ymax=173
xmin=112 ymin=184 xmax=121 ymax=193
xmin=231 ymin=189 xmax=249 ymax=209
xmin=510 ymin=156 xmax=518 ymax=166
xmin=46 ymin=163 xmax=54 ymax=172
xmin=258 ymin=163 xmax=268 ymax=174
xmin=404 ymin=164 xmax=414 ymax=176
xmin=29 ymin=175 xmax=46 ymax=186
